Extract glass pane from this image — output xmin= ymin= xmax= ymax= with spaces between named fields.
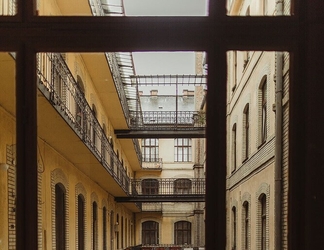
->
xmin=36 ymin=51 xmax=206 ymax=249
xmin=38 ymin=0 xmax=209 ymax=16
xmin=226 ymin=50 xmax=290 ymax=250
xmin=227 ymin=0 xmax=291 ymax=16
xmin=0 ymin=52 xmax=16 ymax=249
xmin=0 ymin=0 xmax=17 ymax=15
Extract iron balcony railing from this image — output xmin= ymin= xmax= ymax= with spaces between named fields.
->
xmin=130 ymin=178 xmax=205 ymax=196
xmin=140 ymin=244 xmax=200 ymax=250
xmin=36 ymin=53 xmax=131 ymax=193
xmin=89 ymin=0 xmax=142 ymax=165
xmin=129 ymin=111 xmax=206 ymax=131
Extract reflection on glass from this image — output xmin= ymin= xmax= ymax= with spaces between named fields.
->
xmin=227 ymin=0 xmax=291 ymax=16
xmin=39 ymin=0 xmax=208 ymax=16
xmin=0 ymin=52 xmax=16 ymax=249
xmin=0 ymin=0 xmax=17 ymax=15
xmin=226 ymin=51 xmax=290 ymax=249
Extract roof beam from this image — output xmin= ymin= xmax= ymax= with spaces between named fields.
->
xmin=115 ymin=129 xmax=206 ymax=138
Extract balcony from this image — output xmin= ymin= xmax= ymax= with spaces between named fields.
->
xmin=115 ymin=178 xmax=205 ymax=202
xmin=115 ymin=75 xmax=207 ymax=139
xmin=36 ymin=53 xmax=134 ymax=195
xmin=141 ymin=158 xmax=163 ymax=171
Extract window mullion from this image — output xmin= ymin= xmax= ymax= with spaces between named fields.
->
xmin=16 ymin=46 xmax=38 ymax=250
xmin=205 ymin=45 xmax=227 ymax=250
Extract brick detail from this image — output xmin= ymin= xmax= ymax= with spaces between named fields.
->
xmin=7 ymin=144 xmax=16 ymax=250
xmin=228 ymin=136 xmax=275 ymax=188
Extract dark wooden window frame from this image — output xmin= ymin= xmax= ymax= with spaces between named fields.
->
xmin=77 ymin=194 xmax=85 ymax=250
xmin=7 ymin=1 xmax=324 ymax=250
xmin=142 ymin=221 xmax=159 ymax=245
xmin=55 ymin=183 xmax=66 ymax=250
xmin=174 ymin=221 xmax=192 ymax=245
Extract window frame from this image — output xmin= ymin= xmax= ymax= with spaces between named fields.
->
xmin=174 ymin=221 xmax=192 ymax=245
xmin=232 ymin=206 xmax=237 ymax=250
xmin=174 ymin=138 xmax=192 ymax=162
xmin=77 ymin=194 xmax=85 ymax=250
xmin=55 ymin=183 xmax=66 ymax=250
xmin=142 ymin=138 xmax=159 ymax=162
xmin=231 ymin=123 xmax=237 ymax=171
xmin=142 ymin=221 xmax=159 ymax=245
xmin=8 ymin=1 xmax=321 ymax=250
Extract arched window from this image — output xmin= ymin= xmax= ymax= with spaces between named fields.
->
xmin=77 ymin=194 xmax=85 ymax=250
xmin=110 ymin=211 xmax=114 ymax=250
xmin=174 ymin=221 xmax=191 ymax=245
xmin=243 ymin=201 xmax=250 ymax=250
xmin=142 ymin=179 xmax=159 ymax=195
xmin=92 ymin=201 xmax=98 ymax=250
xmin=55 ymin=183 xmax=66 ymax=250
xmin=103 ymin=206 xmax=107 ymax=250
xmin=121 ymin=216 xmax=124 ymax=248
xmin=259 ymin=77 xmax=267 ymax=145
xmin=243 ymin=104 xmax=250 ymax=160
xmin=260 ymin=194 xmax=267 ymax=250
xmin=142 ymin=221 xmax=159 ymax=245
xmin=174 ymin=178 xmax=192 ymax=194
xmin=232 ymin=207 xmax=237 ymax=250
xmin=116 ymin=214 xmax=120 ymax=249
xmin=232 ymin=123 xmax=237 ymax=171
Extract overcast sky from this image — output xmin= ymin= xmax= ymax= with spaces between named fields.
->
xmin=123 ymin=0 xmax=208 ymax=16
xmin=122 ymin=0 xmax=207 ymax=94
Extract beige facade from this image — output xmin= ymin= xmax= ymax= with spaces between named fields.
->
xmin=226 ymin=1 xmax=290 ymax=250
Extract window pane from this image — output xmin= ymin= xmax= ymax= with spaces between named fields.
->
xmin=35 ymin=51 xmax=206 ymax=249
xmin=0 ymin=0 xmax=17 ymax=15
xmin=227 ymin=0 xmax=291 ymax=16
xmin=0 ymin=51 xmax=16 ymax=249
xmin=226 ymin=51 xmax=290 ymax=250
xmin=38 ymin=0 xmax=208 ymax=16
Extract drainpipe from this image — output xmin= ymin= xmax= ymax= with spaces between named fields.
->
xmin=274 ymin=2 xmax=283 ymax=249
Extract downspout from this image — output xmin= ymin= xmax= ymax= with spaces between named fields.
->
xmin=275 ymin=1 xmax=284 ymax=249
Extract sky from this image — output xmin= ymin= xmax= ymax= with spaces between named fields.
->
xmin=123 ymin=0 xmax=208 ymax=16
xmin=132 ymin=52 xmax=196 ymax=75
xmin=122 ymin=0 xmax=208 ymax=94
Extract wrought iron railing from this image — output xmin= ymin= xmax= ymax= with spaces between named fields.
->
xmin=130 ymin=178 xmax=205 ymax=196
xmin=88 ymin=0 xmax=142 ymax=165
xmin=129 ymin=111 xmax=206 ymax=131
xmin=36 ymin=53 xmax=130 ymax=193
xmin=140 ymin=244 xmax=200 ymax=250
